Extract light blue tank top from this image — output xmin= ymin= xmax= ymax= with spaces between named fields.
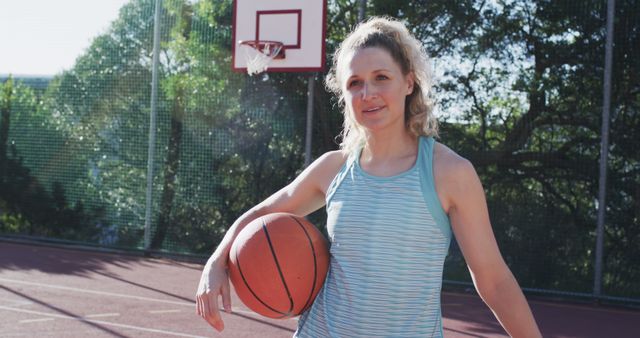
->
xmin=295 ymin=136 xmax=452 ymax=338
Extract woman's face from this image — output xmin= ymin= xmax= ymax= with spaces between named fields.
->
xmin=341 ymin=46 xmax=414 ymax=134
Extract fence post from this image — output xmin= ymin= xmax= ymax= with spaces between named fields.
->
xmin=594 ymin=0 xmax=616 ymax=300
xmin=358 ymin=0 xmax=367 ymax=23
xmin=144 ymin=0 xmax=162 ymax=251
xmin=304 ymin=75 xmax=316 ymax=167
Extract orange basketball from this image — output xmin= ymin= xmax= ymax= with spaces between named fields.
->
xmin=228 ymin=212 xmax=329 ymax=319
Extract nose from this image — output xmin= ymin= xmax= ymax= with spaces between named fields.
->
xmin=361 ymin=82 xmax=376 ymax=101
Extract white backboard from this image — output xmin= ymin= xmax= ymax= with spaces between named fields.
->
xmin=232 ymin=0 xmax=327 ymax=72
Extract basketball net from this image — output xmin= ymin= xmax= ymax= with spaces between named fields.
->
xmin=243 ymin=41 xmax=283 ymax=75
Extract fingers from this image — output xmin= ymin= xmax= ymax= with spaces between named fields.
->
xmin=221 ymin=278 xmax=232 ymax=313
xmin=195 ymin=262 xmax=230 ymax=332
xmin=196 ymin=295 xmax=203 ymax=316
xmin=207 ymin=295 xmax=225 ymax=331
xmin=196 ymin=290 xmax=225 ymax=332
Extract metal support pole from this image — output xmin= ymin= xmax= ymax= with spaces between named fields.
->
xmin=304 ymin=75 xmax=315 ymax=167
xmin=594 ymin=0 xmax=615 ymax=299
xmin=357 ymin=0 xmax=367 ymax=23
xmin=144 ymin=0 xmax=162 ymax=251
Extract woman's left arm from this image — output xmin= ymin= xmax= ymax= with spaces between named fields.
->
xmin=436 ymin=149 xmax=542 ymax=338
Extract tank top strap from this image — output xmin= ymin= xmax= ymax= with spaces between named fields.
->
xmin=418 ymin=136 xmax=452 ymax=236
xmin=325 ymin=151 xmax=358 ymax=205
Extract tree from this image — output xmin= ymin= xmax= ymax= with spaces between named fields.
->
xmin=0 ymin=77 xmax=12 ymax=181
xmin=38 ymin=0 xmax=307 ymax=252
xmin=9 ymin=0 xmax=637 ymax=299
xmin=149 ymin=1 xmax=193 ymax=250
xmin=0 ymin=76 xmax=102 ymax=239
xmin=368 ymin=0 xmax=639 ymax=296
xmin=40 ymin=0 xmax=160 ymax=246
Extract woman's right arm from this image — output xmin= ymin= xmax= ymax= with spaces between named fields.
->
xmin=195 ymin=150 xmax=346 ymax=332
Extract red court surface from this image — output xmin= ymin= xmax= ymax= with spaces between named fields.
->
xmin=1 ymin=241 xmax=638 ymax=337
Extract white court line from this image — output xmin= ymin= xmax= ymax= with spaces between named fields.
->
xmin=19 ymin=318 xmax=54 ymax=324
xmin=0 ymin=305 xmax=207 ymax=338
xmin=0 ymin=299 xmax=33 ymax=307
xmin=150 ymin=309 xmax=182 ymax=314
xmin=0 ymin=277 xmax=297 ymax=320
xmin=0 ymin=277 xmax=190 ymax=307
xmin=85 ymin=313 xmax=120 ymax=318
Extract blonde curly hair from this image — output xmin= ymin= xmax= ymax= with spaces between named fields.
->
xmin=326 ymin=17 xmax=438 ymax=154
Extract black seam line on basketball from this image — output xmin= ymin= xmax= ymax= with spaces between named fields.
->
xmin=235 ymin=232 xmax=289 ymax=318
xmin=262 ymin=218 xmax=295 ymax=317
xmin=291 ymin=216 xmax=318 ymax=314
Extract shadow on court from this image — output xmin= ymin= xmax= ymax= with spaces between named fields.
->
xmin=0 ymin=240 xmax=146 ymax=277
xmin=441 ymin=289 xmax=640 ymax=338
xmin=1 ymin=284 xmax=129 ymax=337
xmin=1 ymin=240 xmax=639 ymax=337
xmin=92 ymin=270 xmax=194 ymax=303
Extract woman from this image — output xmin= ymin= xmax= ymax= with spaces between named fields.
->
xmin=197 ymin=17 xmax=542 ymax=337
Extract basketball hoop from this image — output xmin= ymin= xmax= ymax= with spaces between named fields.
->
xmin=239 ymin=40 xmax=285 ymax=75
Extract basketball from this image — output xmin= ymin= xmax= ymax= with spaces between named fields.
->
xmin=228 ymin=212 xmax=330 ymax=319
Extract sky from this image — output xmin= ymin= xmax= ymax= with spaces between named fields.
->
xmin=0 ymin=0 xmax=131 ymax=76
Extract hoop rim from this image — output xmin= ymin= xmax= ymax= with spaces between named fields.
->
xmin=238 ymin=40 xmax=286 ymax=59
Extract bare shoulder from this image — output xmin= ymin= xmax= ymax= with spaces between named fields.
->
xmin=308 ymin=149 xmax=349 ymax=194
xmin=316 ymin=149 xmax=349 ymax=165
xmin=433 ymin=142 xmax=475 ymax=177
xmin=433 ymin=142 xmax=480 ymax=212
xmin=311 ymin=149 xmax=348 ymax=173
xmin=258 ymin=149 xmax=349 ymax=216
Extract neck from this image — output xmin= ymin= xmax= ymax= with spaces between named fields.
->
xmin=361 ymin=131 xmax=418 ymax=162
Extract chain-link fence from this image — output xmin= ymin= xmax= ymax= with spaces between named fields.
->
xmin=1 ymin=0 xmax=638 ymax=306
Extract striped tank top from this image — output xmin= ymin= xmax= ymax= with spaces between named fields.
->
xmin=294 ymin=136 xmax=452 ymax=338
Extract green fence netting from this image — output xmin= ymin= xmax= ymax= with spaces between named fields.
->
xmin=1 ymin=0 xmax=638 ymax=305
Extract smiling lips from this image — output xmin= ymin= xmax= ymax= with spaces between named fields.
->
xmin=363 ymin=105 xmax=385 ymax=113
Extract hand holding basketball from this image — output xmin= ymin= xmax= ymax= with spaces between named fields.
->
xmin=195 ymin=257 xmax=232 ymax=332
xmin=228 ymin=213 xmax=329 ymax=319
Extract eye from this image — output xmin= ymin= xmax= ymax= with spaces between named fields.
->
xmin=376 ymin=74 xmax=389 ymax=80
xmin=348 ymin=79 xmax=362 ymax=88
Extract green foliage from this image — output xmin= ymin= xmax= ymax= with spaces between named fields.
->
xmin=1 ymin=0 xmax=638 ymax=301
xmin=369 ymin=0 xmax=639 ymax=298
xmin=0 ymin=78 xmax=103 ymax=240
